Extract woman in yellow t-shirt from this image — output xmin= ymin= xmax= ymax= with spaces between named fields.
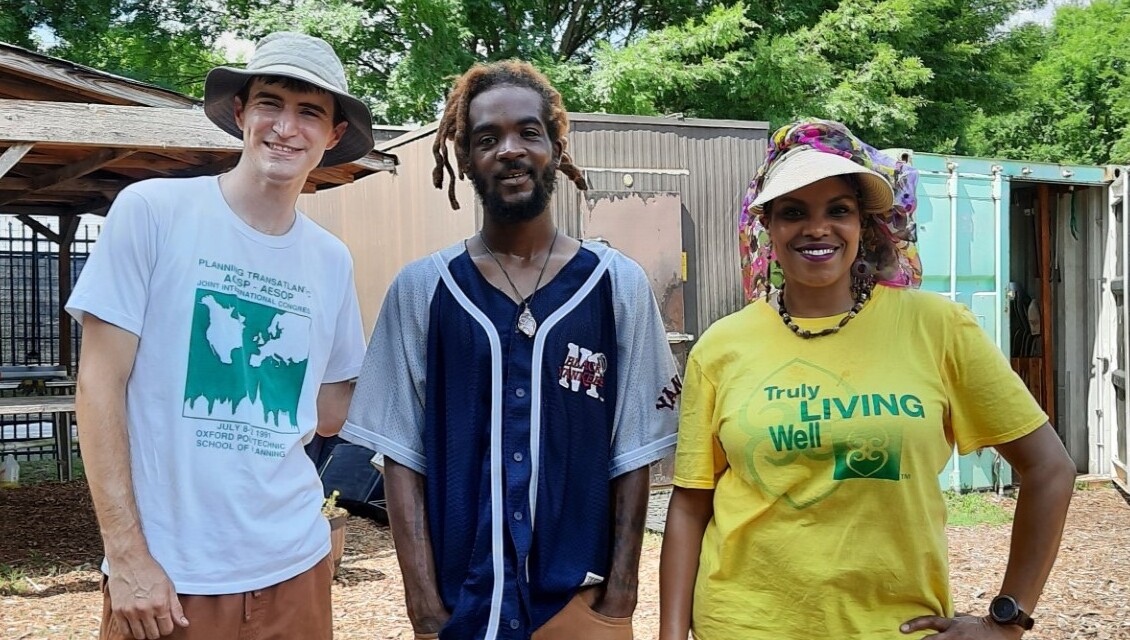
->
xmin=658 ymin=119 xmax=1076 ymax=640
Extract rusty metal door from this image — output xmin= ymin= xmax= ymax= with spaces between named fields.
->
xmin=580 ymin=190 xmax=686 ymax=486
xmin=580 ymin=191 xmax=686 ymax=335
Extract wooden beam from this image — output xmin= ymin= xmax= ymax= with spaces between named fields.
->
xmin=15 ymin=150 xmax=228 ymax=171
xmin=0 ymin=100 xmax=397 ymax=172
xmin=174 ymin=155 xmax=240 ymax=179
xmin=0 ymin=75 xmax=99 ymax=103
xmin=15 ymin=152 xmax=172 ymax=169
xmin=16 ymin=214 xmax=60 ymax=244
xmin=0 ymin=148 xmax=135 ymax=206
xmin=58 ymin=215 xmax=81 ymax=375
xmin=0 ymin=204 xmax=69 ymax=216
xmin=0 ymin=99 xmax=242 ymax=151
xmin=1037 ymin=184 xmax=1056 ymax=422
xmin=0 ymin=176 xmax=131 ymax=193
xmin=0 ymin=46 xmax=196 ymax=108
xmin=0 ymin=202 xmax=109 ymax=216
xmin=65 ymin=198 xmax=111 ymax=216
xmin=351 ymin=153 xmax=398 ymax=173
xmin=0 ymin=142 xmax=34 ymax=179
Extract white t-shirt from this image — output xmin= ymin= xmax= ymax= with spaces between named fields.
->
xmin=66 ymin=175 xmax=365 ymax=594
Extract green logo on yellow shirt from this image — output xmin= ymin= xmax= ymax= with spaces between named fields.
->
xmin=833 ymin=429 xmax=902 ymax=480
xmin=742 ymin=359 xmax=928 ymax=508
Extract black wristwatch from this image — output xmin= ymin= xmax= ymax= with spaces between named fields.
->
xmin=989 ymin=595 xmax=1035 ymax=630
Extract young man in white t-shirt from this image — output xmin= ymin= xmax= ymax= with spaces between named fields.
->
xmin=66 ymin=32 xmax=374 ymax=640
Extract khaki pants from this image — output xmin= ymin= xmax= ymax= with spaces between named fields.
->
xmin=532 ymin=587 xmax=632 ymax=640
xmin=100 ymin=554 xmax=333 ymax=640
xmin=415 ymin=588 xmax=632 ymax=640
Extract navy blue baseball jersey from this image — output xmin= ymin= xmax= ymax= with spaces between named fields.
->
xmin=344 ymin=240 xmax=680 ymax=640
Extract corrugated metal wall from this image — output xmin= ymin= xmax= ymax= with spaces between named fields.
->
xmin=303 ymin=115 xmax=768 ymax=336
xmin=552 ymin=116 xmax=767 ymax=337
xmin=299 ymin=124 xmax=476 ymax=333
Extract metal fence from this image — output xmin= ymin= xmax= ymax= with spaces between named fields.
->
xmin=1 ymin=215 xmax=98 ymax=462
xmin=0 ymin=216 xmax=97 ymax=370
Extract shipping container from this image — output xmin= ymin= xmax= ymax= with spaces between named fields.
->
xmin=302 ymin=118 xmax=1130 ymax=492
xmin=902 ymin=150 xmax=1129 ymax=490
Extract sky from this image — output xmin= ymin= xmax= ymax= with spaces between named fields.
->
xmin=1008 ymin=0 xmax=1091 ymax=28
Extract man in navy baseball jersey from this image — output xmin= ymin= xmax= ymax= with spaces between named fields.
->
xmin=342 ymin=61 xmax=681 ymax=640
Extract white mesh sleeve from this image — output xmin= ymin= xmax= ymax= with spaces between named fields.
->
xmin=340 ymin=257 xmax=439 ymax=474
xmin=606 ymin=252 xmax=681 ymax=478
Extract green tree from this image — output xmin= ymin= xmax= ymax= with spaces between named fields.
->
xmin=219 ymin=0 xmax=707 ymax=122
xmin=543 ymin=4 xmax=757 ymax=116
xmin=966 ymin=0 xmax=1130 ymax=165
xmin=542 ymin=0 xmax=1031 ymax=151
xmin=1 ymin=1 xmax=225 ymax=95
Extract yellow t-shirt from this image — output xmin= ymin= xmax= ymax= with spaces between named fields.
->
xmin=674 ymin=286 xmax=1047 ymax=640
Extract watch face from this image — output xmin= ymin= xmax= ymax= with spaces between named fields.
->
xmin=991 ymin=596 xmax=1019 ymax=622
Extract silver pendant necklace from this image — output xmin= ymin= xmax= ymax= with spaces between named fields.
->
xmin=478 ymin=229 xmax=559 ymax=337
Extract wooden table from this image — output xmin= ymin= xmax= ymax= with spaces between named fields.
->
xmin=0 ymin=395 xmax=76 ymax=481
xmin=0 ymin=379 xmax=76 ymax=393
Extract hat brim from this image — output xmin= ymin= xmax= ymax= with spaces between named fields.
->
xmin=751 ymin=147 xmax=894 ymax=218
xmin=204 ymin=64 xmax=375 ymax=167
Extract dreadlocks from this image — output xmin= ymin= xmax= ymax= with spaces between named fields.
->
xmin=432 ymin=60 xmax=588 ymax=210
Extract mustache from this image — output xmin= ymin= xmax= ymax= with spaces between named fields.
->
xmin=497 ymin=161 xmax=533 ymax=176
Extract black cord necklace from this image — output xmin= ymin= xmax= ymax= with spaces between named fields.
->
xmin=777 ymin=283 xmax=870 ymax=339
xmin=479 ymin=229 xmax=559 ymax=337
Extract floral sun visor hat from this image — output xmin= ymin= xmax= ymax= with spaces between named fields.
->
xmin=738 ymin=118 xmax=923 ymax=302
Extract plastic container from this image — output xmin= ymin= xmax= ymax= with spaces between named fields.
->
xmin=0 ymin=454 xmax=19 ymax=488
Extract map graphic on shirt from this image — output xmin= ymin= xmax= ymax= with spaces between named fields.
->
xmin=183 ymin=289 xmax=310 ymax=433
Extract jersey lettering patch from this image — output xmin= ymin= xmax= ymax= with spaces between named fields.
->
xmin=558 ymin=342 xmax=607 ymax=400
xmin=655 ymin=375 xmax=683 ymax=410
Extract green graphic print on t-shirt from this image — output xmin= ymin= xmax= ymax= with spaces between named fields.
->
xmin=183 ymin=288 xmax=309 ymax=433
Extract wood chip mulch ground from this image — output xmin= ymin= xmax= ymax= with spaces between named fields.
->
xmin=1 ymin=481 xmax=1127 ymax=639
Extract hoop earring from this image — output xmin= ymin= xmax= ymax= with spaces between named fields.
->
xmin=851 ymin=254 xmax=876 ymax=299
xmin=852 ymin=256 xmax=875 ymax=279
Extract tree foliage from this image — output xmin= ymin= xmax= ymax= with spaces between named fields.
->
xmin=542 ymin=0 xmax=1037 ymax=152
xmin=966 ymin=0 xmax=1130 ymax=165
xmin=4 ymin=0 xmax=1130 ymax=165
xmin=0 ymin=1 xmax=224 ymax=94
xmin=216 ymin=0 xmax=704 ymax=122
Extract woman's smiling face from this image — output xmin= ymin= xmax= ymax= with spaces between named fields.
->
xmin=765 ymin=176 xmax=863 ymax=296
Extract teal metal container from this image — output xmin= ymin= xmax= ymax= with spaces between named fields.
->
xmin=906 ymin=153 xmax=1108 ymax=491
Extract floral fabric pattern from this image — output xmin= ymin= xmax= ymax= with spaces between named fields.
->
xmin=738 ymin=118 xmax=922 ymax=302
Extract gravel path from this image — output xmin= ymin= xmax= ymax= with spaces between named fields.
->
xmin=2 ymin=482 xmax=1128 ymax=639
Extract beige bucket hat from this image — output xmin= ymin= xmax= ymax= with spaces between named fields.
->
xmin=204 ymin=32 xmax=375 ymax=167
xmin=749 ymin=146 xmax=894 ymax=217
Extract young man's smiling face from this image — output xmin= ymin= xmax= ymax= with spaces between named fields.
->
xmin=233 ymin=77 xmax=348 ymax=185
xmin=466 ymin=85 xmax=562 ymax=222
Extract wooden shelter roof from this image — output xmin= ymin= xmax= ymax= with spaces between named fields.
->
xmin=0 ymin=42 xmax=398 ymax=218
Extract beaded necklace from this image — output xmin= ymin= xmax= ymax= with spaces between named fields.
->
xmin=776 ymin=284 xmax=871 ymax=339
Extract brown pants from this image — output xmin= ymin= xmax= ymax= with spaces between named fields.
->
xmin=413 ymin=588 xmax=632 ymax=640
xmin=100 ymin=554 xmax=333 ymax=640
xmin=532 ymin=587 xmax=632 ymax=640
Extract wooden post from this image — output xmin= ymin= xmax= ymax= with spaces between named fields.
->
xmin=1037 ymin=184 xmax=1056 ymax=422
xmin=58 ymin=216 xmax=80 ymax=376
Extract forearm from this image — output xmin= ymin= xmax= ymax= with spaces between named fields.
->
xmin=76 ymin=371 xmax=147 ymax=561
xmin=316 ymin=379 xmax=354 ymax=436
xmin=659 ymin=487 xmax=713 ymax=640
xmin=601 ymin=466 xmax=650 ymax=608
xmin=998 ymin=453 xmax=1075 ymax=613
xmin=384 ymin=459 xmax=447 ymax=631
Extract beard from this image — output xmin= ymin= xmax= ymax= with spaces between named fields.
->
xmin=472 ymin=162 xmax=558 ymax=224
